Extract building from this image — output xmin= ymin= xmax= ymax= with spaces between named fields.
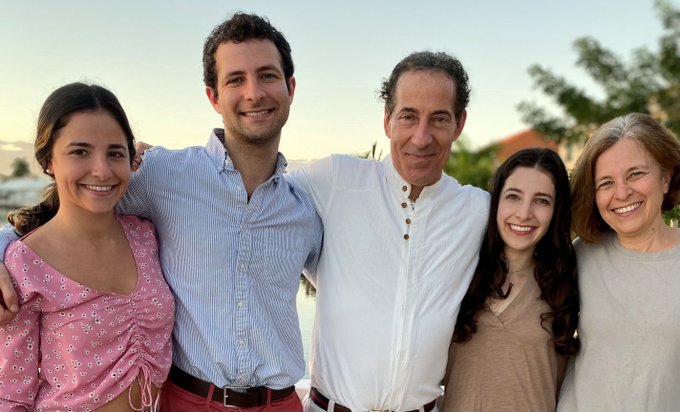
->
xmin=495 ymin=129 xmax=558 ymax=162
xmin=0 ymin=176 xmax=50 ymax=209
xmin=494 ymin=129 xmax=582 ymax=172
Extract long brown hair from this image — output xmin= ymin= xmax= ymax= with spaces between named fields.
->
xmin=8 ymin=83 xmax=136 ymax=233
xmin=453 ymin=148 xmax=580 ymax=356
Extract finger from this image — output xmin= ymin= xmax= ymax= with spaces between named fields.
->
xmin=135 ymin=141 xmax=153 ymax=156
xmin=0 ymin=269 xmax=18 ymax=325
xmin=131 ymin=155 xmax=143 ymax=172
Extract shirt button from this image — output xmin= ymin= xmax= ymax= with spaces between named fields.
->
xmin=237 ymin=300 xmax=244 ymax=308
xmin=402 ymin=185 xmax=408 ymax=192
xmin=401 ymin=202 xmax=407 ymax=208
xmin=405 ymin=218 xmax=411 ymax=224
xmin=404 ymin=234 xmax=409 ymax=240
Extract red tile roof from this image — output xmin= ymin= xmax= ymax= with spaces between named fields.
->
xmin=496 ymin=129 xmax=558 ymax=162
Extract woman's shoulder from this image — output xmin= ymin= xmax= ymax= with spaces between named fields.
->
xmin=4 ymin=238 xmax=57 ymax=300
xmin=116 ymin=215 xmax=156 ymax=236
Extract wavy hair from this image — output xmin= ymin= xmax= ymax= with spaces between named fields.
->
xmin=453 ymin=148 xmax=580 ymax=356
xmin=378 ymin=51 xmax=469 ymax=122
xmin=571 ymin=113 xmax=680 ymax=243
xmin=203 ymin=12 xmax=294 ymax=96
xmin=8 ymin=82 xmax=135 ymax=234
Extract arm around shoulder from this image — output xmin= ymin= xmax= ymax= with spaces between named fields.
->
xmin=287 ymin=156 xmax=337 ymax=215
xmin=0 ymin=263 xmax=41 ymax=409
xmin=115 ymin=150 xmax=155 ymax=218
xmin=0 ymin=223 xmax=21 ymax=322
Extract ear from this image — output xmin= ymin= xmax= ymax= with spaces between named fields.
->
xmin=452 ymin=110 xmax=467 ymax=143
xmin=205 ymin=87 xmax=220 ymax=113
xmin=662 ymin=170 xmax=672 ymax=194
xmin=45 ymin=160 xmax=54 ymax=176
xmin=383 ymin=108 xmax=392 ymax=139
xmin=287 ymin=76 xmax=296 ymax=103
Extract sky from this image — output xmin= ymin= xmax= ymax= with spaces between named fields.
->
xmin=0 ymin=0 xmax=673 ymax=174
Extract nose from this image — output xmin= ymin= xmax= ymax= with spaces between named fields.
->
xmin=515 ymin=200 xmax=533 ymax=220
xmin=244 ymin=77 xmax=265 ymax=102
xmin=411 ymin=119 xmax=433 ymax=149
xmin=91 ymin=155 xmax=114 ymax=180
xmin=613 ymin=181 xmax=632 ymax=200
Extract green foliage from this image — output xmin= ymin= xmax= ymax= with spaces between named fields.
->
xmin=518 ymin=0 xmax=680 ymax=145
xmin=519 ymin=0 xmax=680 ymax=225
xmin=444 ymin=140 xmax=499 ymax=190
xmin=664 ymin=207 xmax=680 ymax=227
xmin=10 ymin=158 xmax=31 ymax=178
xmin=359 ymin=142 xmax=383 ymax=160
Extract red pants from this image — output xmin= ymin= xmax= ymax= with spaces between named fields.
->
xmin=160 ymin=381 xmax=303 ymax=412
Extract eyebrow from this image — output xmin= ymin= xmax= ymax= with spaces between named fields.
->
xmin=595 ymin=164 xmax=650 ymax=181
xmin=398 ymin=107 xmax=453 ymax=116
xmin=65 ymin=142 xmax=127 ymax=150
xmin=504 ymin=187 xmax=554 ymax=199
xmin=225 ymin=65 xmax=282 ymax=78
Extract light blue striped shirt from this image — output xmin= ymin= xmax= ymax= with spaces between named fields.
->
xmin=115 ymin=129 xmax=323 ymax=388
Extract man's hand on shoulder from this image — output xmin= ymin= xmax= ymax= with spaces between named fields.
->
xmin=132 ymin=141 xmax=155 ymax=171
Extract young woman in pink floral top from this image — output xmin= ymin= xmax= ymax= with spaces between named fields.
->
xmin=0 ymin=83 xmax=175 ymax=412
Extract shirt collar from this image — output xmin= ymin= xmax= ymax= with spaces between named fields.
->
xmin=381 ymin=153 xmax=445 ymax=200
xmin=205 ymin=128 xmax=289 ymax=178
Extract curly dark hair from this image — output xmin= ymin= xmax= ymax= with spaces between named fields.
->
xmin=378 ymin=51 xmax=469 ymax=121
xmin=203 ymin=12 xmax=294 ymax=96
xmin=8 ymin=82 xmax=135 ymax=234
xmin=453 ymin=148 xmax=580 ymax=357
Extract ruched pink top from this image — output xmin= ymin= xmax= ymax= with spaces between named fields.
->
xmin=0 ymin=215 xmax=175 ymax=411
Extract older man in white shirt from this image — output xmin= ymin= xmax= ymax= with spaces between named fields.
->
xmin=291 ymin=51 xmax=489 ymax=412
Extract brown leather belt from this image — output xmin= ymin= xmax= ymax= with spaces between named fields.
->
xmin=310 ymin=386 xmax=436 ymax=412
xmin=168 ymin=365 xmax=295 ymax=407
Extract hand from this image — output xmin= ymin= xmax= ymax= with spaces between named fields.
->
xmin=132 ymin=141 xmax=154 ymax=172
xmin=0 ymin=262 xmax=18 ymax=325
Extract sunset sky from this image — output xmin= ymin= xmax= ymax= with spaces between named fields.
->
xmin=0 ymin=0 xmax=672 ymax=171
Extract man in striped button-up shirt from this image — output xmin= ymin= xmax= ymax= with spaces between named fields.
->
xmin=0 ymin=13 xmax=322 ymax=412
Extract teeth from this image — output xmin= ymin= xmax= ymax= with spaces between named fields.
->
xmin=510 ymin=224 xmax=532 ymax=232
xmin=243 ymin=110 xmax=269 ymax=117
xmin=614 ymin=202 xmax=641 ymax=214
xmin=84 ymin=185 xmax=113 ymax=192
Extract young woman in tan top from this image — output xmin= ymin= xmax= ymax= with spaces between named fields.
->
xmin=443 ymin=148 xmax=580 ymax=412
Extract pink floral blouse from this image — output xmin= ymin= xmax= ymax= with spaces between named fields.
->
xmin=0 ymin=215 xmax=175 ymax=411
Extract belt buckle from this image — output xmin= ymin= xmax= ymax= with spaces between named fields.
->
xmin=223 ymin=385 xmax=249 ymax=407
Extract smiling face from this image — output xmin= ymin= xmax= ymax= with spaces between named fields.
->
xmin=206 ymin=39 xmax=295 ymax=149
xmin=384 ymin=70 xmax=466 ymax=200
xmin=496 ymin=166 xmax=556 ymax=259
xmin=48 ymin=110 xmax=131 ymax=217
xmin=594 ymin=137 xmax=671 ymax=242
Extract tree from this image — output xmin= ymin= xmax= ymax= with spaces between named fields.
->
xmin=359 ymin=141 xmax=384 ymax=160
xmin=444 ymin=140 xmax=499 ymax=190
xmin=10 ymin=157 xmax=31 ymax=178
xmin=519 ymin=0 xmax=680 ymax=223
xmin=518 ymin=0 xmax=680 ymax=145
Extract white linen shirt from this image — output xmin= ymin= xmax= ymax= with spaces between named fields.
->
xmin=291 ymin=154 xmax=489 ymax=411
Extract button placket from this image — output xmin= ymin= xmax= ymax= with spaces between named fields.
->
xmin=233 ymin=204 xmax=254 ymax=386
xmin=400 ymin=185 xmax=413 ymax=241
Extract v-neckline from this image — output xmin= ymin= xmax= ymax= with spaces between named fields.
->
xmin=490 ymin=275 xmax=538 ymax=322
